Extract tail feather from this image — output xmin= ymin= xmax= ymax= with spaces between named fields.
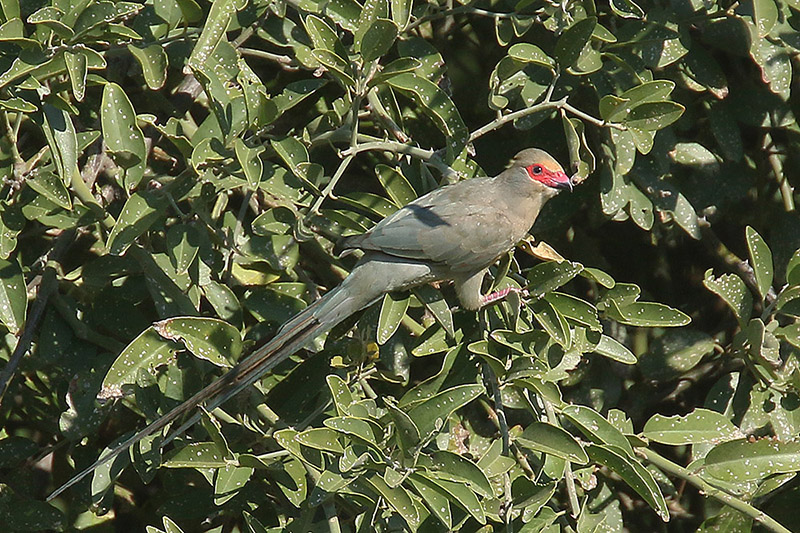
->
xmin=47 ymin=301 xmax=328 ymax=501
xmin=48 ymin=253 xmax=402 ymax=501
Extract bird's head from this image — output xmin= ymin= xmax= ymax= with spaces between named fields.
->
xmin=509 ymin=148 xmax=573 ymax=192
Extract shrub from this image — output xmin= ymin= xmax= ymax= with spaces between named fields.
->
xmin=0 ymin=0 xmax=799 ymax=531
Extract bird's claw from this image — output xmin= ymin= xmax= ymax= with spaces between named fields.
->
xmin=481 ymin=286 xmax=529 ymax=307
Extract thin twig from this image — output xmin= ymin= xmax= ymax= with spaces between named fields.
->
xmin=469 ymin=98 xmax=625 ymax=143
xmin=406 ymin=5 xmax=520 ymax=31
xmin=339 ymin=141 xmax=457 ymax=180
xmin=763 ymin=133 xmax=795 ymax=212
xmin=0 ymin=229 xmax=76 ymax=407
xmin=640 ymin=448 xmax=792 ymax=533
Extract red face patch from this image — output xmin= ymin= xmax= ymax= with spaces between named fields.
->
xmin=525 ymin=164 xmax=573 ymax=190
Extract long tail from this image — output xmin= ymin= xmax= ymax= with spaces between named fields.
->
xmin=47 ymin=268 xmax=384 ymax=501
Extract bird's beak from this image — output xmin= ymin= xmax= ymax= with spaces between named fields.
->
xmin=552 ymin=171 xmax=573 ymax=191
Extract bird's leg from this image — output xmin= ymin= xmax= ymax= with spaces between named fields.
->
xmin=480 ymin=286 xmax=529 ymax=307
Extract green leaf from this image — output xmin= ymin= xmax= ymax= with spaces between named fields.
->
xmin=233 ymin=138 xmax=264 ymax=189
xmin=703 ymin=269 xmax=753 ymax=325
xmin=555 ymin=17 xmax=596 ymax=68
xmin=377 ymin=292 xmax=409 ymax=344
xmin=72 ymin=2 xmax=142 ymax=39
xmin=101 ymin=327 xmax=180 ymax=392
xmin=531 ymin=299 xmax=571 ymax=348
xmin=304 ymin=15 xmax=347 ymax=59
xmin=516 ymin=422 xmax=589 ymax=464
xmin=593 ymin=334 xmax=637 ymax=364
xmin=64 ymin=50 xmax=87 ymax=102
xmin=128 ymin=44 xmax=168 ymax=90
xmin=587 ymin=444 xmax=669 ymax=522
xmin=338 ymin=192 xmax=398 ymax=219
xmin=623 ymin=101 xmax=685 ymax=131
xmin=0 ymin=484 xmax=65 ymax=531
xmin=545 ymin=292 xmax=601 ymax=332
xmin=215 ymin=465 xmax=253 ymax=505
xmin=186 ymin=0 xmax=244 ymax=71
xmin=752 ymin=0 xmax=778 ymax=37
xmin=365 ymin=475 xmax=420 ymax=529
xmin=429 ymin=450 xmax=493 ymax=497
xmin=643 ymin=409 xmax=741 ymax=445
xmin=745 ymin=226 xmax=773 ymax=300
xmin=412 ymin=285 xmax=454 ymax=339
xmin=407 ymin=384 xmax=484 ymax=438
xmin=360 ymin=18 xmax=398 ymax=62
xmin=376 ymin=164 xmax=416 ymax=206
xmin=106 ymin=191 xmax=168 ymax=255
xmin=27 ymin=171 xmax=71 ymax=209
xmin=386 ymin=73 xmax=468 ymax=156
xmin=407 ymin=475 xmax=451 ymax=528
xmin=101 ymin=82 xmax=146 ymax=189
xmin=785 ymin=248 xmax=800 ymax=286
xmin=41 ymin=104 xmax=79 ymax=187
xmin=154 ymin=316 xmax=242 ymax=367
xmin=415 ymin=472 xmax=486 ymax=525
xmin=28 ymin=7 xmax=73 ymax=39
xmin=508 ymin=43 xmax=555 ymax=69
xmin=312 ymin=49 xmax=356 ymax=87
xmin=639 ymin=329 xmax=715 ymax=380
xmin=610 ymin=0 xmax=644 ymax=18
xmin=163 ymin=442 xmax=228 ymax=468
xmin=705 ymin=439 xmax=800 ymax=481
xmin=165 ymin=224 xmax=200 ymax=275
xmin=390 ymin=0 xmax=411 ymax=30
xmin=324 ymin=416 xmax=383 ymax=449
xmin=387 ymin=402 xmax=420 ymax=451
xmin=526 ymin=260 xmax=584 ymax=298
xmin=0 ymin=257 xmax=25 ymax=334
xmin=605 ymin=300 xmax=691 ymax=327
xmin=561 ymin=405 xmax=635 ymax=457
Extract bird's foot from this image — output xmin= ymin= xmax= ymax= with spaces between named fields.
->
xmin=481 ymin=287 xmax=529 ymax=307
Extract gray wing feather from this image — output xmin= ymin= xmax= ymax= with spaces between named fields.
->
xmin=351 ymin=178 xmax=518 ymax=272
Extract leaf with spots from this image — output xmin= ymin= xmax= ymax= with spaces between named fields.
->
xmin=705 ymin=439 xmax=800 ymax=481
xmin=0 ymin=256 xmax=26 ymax=334
xmin=71 ymin=1 xmax=142 ymax=40
xmin=64 ymin=50 xmax=86 ymax=101
xmin=407 ymin=384 xmax=484 ymax=438
xmin=604 ymin=300 xmax=690 ymax=327
xmin=106 ymin=191 xmax=169 ymax=255
xmin=587 ymin=444 xmax=670 ymax=522
xmin=377 ymin=292 xmax=409 ymax=345
xmin=745 ymin=226 xmax=773 ymax=300
xmin=128 ymin=44 xmax=168 ymax=90
xmin=643 ymin=409 xmax=741 ymax=445
xmin=101 ymin=83 xmax=146 ymax=190
xmin=154 ymin=316 xmax=242 ymax=368
xmin=101 ymin=327 xmax=181 ymax=392
xmin=562 ymin=405 xmax=635 ymax=456
xmin=516 ymin=422 xmax=589 ymax=464
xmin=186 ymin=0 xmax=245 ymax=71
xmin=386 ymin=73 xmax=468 ymax=160
xmin=703 ymin=269 xmax=752 ymax=326
xmin=41 ymin=104 xmax=79 ymax=187
xmin=215 ymin=465 xmax=254 ymax=505
xmin=166 ymin=224 xmax=200 ymax=275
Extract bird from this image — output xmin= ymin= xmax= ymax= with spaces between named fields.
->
xmin=47 ymin=147 xmax=572 ymax=500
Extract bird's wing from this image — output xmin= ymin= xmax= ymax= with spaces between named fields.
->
xmin=351 ymin=180 xmax=519 ymax=272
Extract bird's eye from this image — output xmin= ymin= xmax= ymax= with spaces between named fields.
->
xmin=532 ymin=165 xmax=543 ymax=175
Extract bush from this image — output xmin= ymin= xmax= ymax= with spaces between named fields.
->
xmin=1 ymin=0 xmax=799 ymax=531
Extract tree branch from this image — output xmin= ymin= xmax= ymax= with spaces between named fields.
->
xmin=640 ymin=448 xmax=792 ymax=533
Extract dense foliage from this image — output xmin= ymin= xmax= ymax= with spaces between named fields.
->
xmin=1 ymin=0 xmax=800 ymax=530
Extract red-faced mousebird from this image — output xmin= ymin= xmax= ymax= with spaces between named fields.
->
xmin=47 ymin=147 xmax=572 ymax=500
